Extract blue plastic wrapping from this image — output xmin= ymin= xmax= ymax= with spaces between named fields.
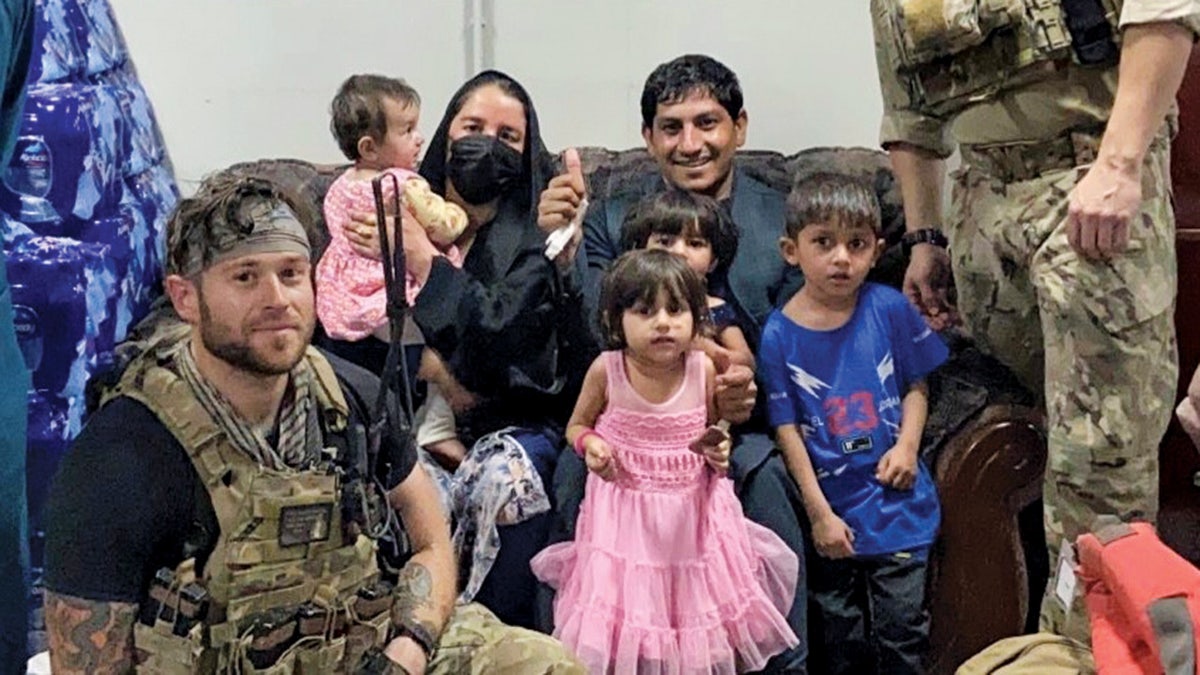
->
xmin=25 ymin=0 xmax=85 ymax=85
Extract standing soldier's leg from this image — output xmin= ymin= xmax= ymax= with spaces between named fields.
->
xmin=946 ymin=166 xmax=1047 ymax=398
xmin=1031 ymin=143 xmax=1178 ymax=642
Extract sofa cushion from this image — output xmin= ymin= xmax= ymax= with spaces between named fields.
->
xmin=214 ymin=146 xmax=905 ymax=284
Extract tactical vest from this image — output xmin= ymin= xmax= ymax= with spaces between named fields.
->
xmin=878 ymin=0 xmax=1122 ymax=116
xmin=113 ymin=346 xmax=394 ymax=674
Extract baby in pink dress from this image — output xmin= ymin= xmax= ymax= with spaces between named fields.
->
xmin=531 ymin=249 xmax=799 ymax=674
xmin=316 ymin=74 xmax=469 ymax=465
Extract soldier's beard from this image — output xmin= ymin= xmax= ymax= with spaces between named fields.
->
xmin=198 ymin=297 xmax=312 ymax=376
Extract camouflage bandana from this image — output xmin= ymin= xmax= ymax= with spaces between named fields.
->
xmin=175 ymin=339 xmax=319 ymax=470
xmin=182 ymin=198 xmax=310 ymax=276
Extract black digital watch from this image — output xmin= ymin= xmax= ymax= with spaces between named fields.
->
xmin=901 ymin=228 xmax=949 ymax=257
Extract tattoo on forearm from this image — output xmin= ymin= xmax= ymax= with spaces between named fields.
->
xmin=391 ymin=562 xmax=442 ymax=638
xmin=45 ymin=591 xmax=138 ymax=675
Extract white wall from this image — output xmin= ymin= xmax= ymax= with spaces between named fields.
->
xmin=110 ymin=1 xmax=884 ymax=192
xmin=492 ymin=1 xmax=883 ymax=155
xmin=108 ymin=0 xmax=469 ymax=192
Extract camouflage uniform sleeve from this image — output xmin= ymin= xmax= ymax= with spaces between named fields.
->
xmin=1119 ymin=0 xmax=1200 ymax=37
xmin=870 ymin=0 xmax=956 ymax=158
xmin=429 ymin=603 xmax=586 ymax=674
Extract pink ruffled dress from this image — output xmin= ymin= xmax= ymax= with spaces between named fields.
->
xmin=316 ymin=167 xmax=462 ymax=340
xmin=532 ymin=350 xmax=799 ymax=674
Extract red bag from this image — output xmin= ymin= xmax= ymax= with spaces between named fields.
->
xmin=1077 ymin=521 xmax=1200 ymax=675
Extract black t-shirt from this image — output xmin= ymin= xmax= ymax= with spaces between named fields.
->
xmin=43 ymin=351 xmax=416 ymax=604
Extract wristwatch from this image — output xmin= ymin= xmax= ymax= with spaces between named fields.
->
xmin=390 ymin=619 xmax=437 ymax=662
xmin=901 ymin=228 xmax=949 ymax=257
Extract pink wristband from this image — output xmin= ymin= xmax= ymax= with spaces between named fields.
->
xmin=573 ymin=429 xmax=601 ymax=457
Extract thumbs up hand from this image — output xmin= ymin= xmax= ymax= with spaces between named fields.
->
xmin=538 ymin=148 xmax=586 ymax=232
xmin=539 ymin=148 xmax=588 ymax=266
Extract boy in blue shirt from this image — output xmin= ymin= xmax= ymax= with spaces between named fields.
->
xmin=760 ymin=173 xmax=949 ymax=674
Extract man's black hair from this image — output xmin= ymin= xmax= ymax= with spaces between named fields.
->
xmin=640 ymin=54 xmax=743 ymax=129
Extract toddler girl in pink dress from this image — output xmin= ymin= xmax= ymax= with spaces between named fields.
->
xmin=531 ymin=249 xmax=799 ymax=674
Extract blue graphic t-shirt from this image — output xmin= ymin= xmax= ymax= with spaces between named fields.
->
xmin=761 ymin=283 xmax=950 ymax=556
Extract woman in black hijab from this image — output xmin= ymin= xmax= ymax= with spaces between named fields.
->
xmin=349 ymin=70 xmax=595 ymax=628
xmin=410 ymin=71 xmax=573 ymax=412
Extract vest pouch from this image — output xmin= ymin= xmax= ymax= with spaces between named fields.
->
xmin=294 ymin=635 xmax=347 ymax=675
xmin=133 ymin=621 xmax=213 ymax=674
xmin=222 ymin=536 xmax=380 ymax=626
xmin=223 ymin=480 xmax=339 ymax=567
xmin=238 ymin=647 xmax=297 ymax=675
xmin=223 ymin=560 xmax=314 ymax=627
xmin=342 ymin=611 xmax=391 ymax=673
xmin=890 ymin=0 xmax=1014 ymax=67
xmin=877 ymin=0 xmax=1073 ymax=115
xmin=1061 ymin=0 xmax=1119 ymax=66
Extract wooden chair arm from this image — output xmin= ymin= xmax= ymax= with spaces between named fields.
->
xmin=927 ymin=404 xmax=1047 ymax=675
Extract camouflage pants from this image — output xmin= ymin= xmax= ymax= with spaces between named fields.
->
xmin=430 ymin=603 xmax=586 ymax=674
xmin=947 ymin=141 xmax=1178 ymax=644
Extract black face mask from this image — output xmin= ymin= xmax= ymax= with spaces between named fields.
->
xmin=445 ymin=135 xmax=523 ymax=205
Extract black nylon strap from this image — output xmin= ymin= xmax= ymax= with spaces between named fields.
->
xmin=369 ymin=174 xmax=418 ymax=466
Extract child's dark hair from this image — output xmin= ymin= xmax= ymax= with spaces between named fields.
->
xmin=785 ymin=173 xmax=881 ymax=239
xmin=620 ymin=189 xmax=738 ymax=279
xmin=330 ymin=74 xmax=420 ymax=161
xmin=599 ymin=249 xmax=709 ymax=350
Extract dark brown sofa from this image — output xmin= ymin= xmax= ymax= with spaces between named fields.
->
xmin=220 ymin=147 xmax=1049 ymax=674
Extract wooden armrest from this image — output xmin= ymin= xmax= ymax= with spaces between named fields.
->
xmin=927 ymin=404 xmax=1047 ymax=675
